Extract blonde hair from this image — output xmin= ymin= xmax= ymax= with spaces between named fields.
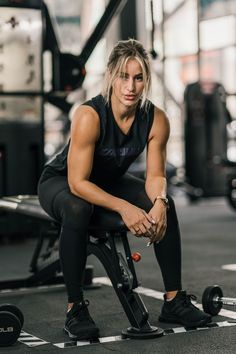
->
xmin=102 ymin=39 xmax=151 ymax=108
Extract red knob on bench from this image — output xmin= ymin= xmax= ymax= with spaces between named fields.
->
xmin=131 ymin=252 xmax=141 ymax=262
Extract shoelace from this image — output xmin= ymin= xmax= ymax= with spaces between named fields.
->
xmin=74 ymin=300 xmax=95 ymax=323
xmin=82 ymin=299 xmax=90 ymax=308
xmin=182 ymin=294 xmax=197 ymax=307
xmin=78 ymin=299 xmax=89 ymax=313
xmin=69 ymin=300 xmax=89 ymax=316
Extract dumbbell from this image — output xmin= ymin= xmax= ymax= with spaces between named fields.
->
xmin=202 ymin=285 xmax=236 ymax=316
xmin=0 ymin=304 xmax=24 ymax=347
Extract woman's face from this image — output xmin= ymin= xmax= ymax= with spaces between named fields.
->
xmin=111 ymin=58 xmax=145 ymax=108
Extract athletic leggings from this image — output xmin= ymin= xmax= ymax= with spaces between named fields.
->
xmin=38 ymin=172 xmax=182 ymax=303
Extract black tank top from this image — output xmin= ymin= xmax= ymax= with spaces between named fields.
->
xmin=43 ymin=94 xmax=154 ymax=184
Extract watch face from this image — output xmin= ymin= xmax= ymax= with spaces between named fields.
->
xmin=0 ymin=7 xmax=42 ymax=92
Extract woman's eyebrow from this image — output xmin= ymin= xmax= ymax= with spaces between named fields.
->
xmin=120 ymin=72 xmax=143 ymax=76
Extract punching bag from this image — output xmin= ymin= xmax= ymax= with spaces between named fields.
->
xmin=184 ymin=81 xmax=229 ymax=197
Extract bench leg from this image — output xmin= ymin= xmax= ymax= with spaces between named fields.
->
xmin=88 ymin=232 xmax=164 ymax=339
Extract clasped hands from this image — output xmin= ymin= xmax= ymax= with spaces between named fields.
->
xmin=120 ymin=201 xmax=167 ymax=245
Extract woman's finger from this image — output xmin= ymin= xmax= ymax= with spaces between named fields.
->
xmin=142 ymin=210 xmax=156 ymax=225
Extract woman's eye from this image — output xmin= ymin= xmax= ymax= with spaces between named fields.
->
xmin=136 ymin=76 xmax=143 ymax=81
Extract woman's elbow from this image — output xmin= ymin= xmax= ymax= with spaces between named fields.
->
xmin=68 ymin=178 xmax=84 ymax=197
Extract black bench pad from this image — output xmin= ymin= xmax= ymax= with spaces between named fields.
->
xmin=0 ymin=195 xmax=127 ymax=232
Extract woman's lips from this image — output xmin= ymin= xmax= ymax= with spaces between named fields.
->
xmin=124 ymin=95 xmax=136 ymax=100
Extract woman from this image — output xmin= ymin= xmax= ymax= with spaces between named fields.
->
xmin=38 ymin=39 xmax=211 ymax=340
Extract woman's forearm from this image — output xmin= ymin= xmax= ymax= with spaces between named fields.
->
xmin=145 ymin=176 xmax=167 ymax=204
xmin=69 ymin=179 xmax=127 ymax=213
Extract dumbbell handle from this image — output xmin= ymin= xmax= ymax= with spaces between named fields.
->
xmin=214 ymin=296 xmax=236 ymax=306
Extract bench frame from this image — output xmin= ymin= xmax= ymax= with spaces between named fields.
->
xmin=0 ymin=195 xmax=163 ymax=339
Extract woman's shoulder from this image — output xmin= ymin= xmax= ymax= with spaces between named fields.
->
xmin=150 ymin=105 xmax=170 ymax=139
xmin=69 ymin=104 xmax=100 ymax=143
xmin=145 ymin=101 xmax=169 ymax=136
xmin=70 ymin=101 xmax=100 ymax=135
xmin=71 ymin=102 xmax=99 ymax=119
xmin=154 ymin=106 xmax=169 ymax=123
xmin=82 ymin=94 xmax=109 ymax=120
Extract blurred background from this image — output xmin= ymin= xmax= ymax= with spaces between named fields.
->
xmin=1 ymin=0 xmax=236 ymax=238
xmin=1 ymin=4 xmax=236 ymax=351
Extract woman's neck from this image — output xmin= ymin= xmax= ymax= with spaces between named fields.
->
xmin=111 ymin=94 xmax=137 ymax=122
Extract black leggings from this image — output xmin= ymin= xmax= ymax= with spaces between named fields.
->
xmin=38 ymin=173 xmax=182 ymax=303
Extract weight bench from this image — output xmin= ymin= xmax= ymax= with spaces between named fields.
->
xmin=0 ymin=195 xmax=163 ymax=339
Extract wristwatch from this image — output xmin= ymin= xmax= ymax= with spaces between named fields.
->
xmin=153 ymin=196 xmax=169 ymax=209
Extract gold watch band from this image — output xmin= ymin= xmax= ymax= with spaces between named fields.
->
xmin=153 ymin=196 xmax=169 ymax=209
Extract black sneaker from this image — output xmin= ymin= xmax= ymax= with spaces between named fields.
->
xmin=64 ymin=300 xmax=99 ymax=340
xmin=159 ymin=290 xmax=212 ymax=327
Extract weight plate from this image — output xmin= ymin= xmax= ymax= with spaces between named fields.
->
xmin=0 ymin=311 xmax=21 ymax=347
xmin=202 ymin=285 xmax=223 ymax=316
xmin=0 ymin=304 xmax=24 ymax=327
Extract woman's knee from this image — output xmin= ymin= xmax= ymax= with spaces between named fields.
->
xmin=167 ymin=194 xmax=175 ymax=210
xmin=38 ymin=176 xmax=69 ymax=220
xmin=60 ymin=195 xmax=94 ymax=230
xmin=166 ymin=194 xmax=180 ymax=226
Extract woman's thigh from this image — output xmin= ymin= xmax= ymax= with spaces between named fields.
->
xmin=38 ymin=173 xmax=152 ymax=222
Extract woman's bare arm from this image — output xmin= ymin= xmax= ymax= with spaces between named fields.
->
xmin=145 ymin=107 xmax=170 ymax=243
xmin=145 ymin=107 xmax=170 ymax=202
xmin=67 ymin=105 xmax=125 ymax=212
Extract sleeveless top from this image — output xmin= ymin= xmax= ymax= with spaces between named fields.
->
xmin=42 ymin=94 xmax=155 ymax=184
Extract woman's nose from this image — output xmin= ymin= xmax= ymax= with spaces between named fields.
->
xmin=127 ymin=78 xmax=135 ymax=91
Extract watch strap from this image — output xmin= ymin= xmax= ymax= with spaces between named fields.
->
xmin=153 ymin=196 xmax=169 ymax=209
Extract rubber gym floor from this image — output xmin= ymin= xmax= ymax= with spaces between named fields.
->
xmin=0 ymin=194 xmax=236 ymax=354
